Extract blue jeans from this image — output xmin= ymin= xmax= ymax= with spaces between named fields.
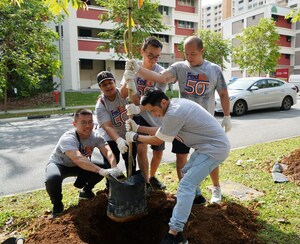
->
xmin=169 ymin=151 xmax=222 ymax=232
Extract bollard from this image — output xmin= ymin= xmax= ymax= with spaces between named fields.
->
xmin=52 ymin=91 xmax=60 ymax=104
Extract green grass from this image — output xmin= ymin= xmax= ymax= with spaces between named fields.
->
xmin=0 ymin=90 xmax=178 ymax=119
xmin=1 ymin=137 xmax=300 ymax=242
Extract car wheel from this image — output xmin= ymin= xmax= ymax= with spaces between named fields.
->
xmin=281 ymin=96 xmax=293 ymax=110
xmin=233 ymin=100 xmax=247 ymax=116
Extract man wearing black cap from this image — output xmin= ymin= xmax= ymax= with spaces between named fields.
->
xmin=95 ymin=71 xmax=138 ymax=176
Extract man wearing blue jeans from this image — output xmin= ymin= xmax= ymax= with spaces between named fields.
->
xmin=125 ymin=89 xmax=230 ymax=244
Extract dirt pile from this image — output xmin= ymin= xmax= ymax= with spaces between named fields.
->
xmin=280 ymin=148 xmax=300 ymax=185
xmin=25 ymin=191 xmax=261 ymax=244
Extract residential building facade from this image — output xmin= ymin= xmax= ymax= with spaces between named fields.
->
xmin=53 ymin=0 xmax=202 ymax=90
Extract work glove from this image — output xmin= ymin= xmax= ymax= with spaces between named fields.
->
xmin=99 ymin=167 xmax=124 ymax=178
xmin=116 ymin=137 xmax=128 ymax=154
xmin=126 ymin=131 xmax=138 ymax=143
xmin=125 ymin=119 xmax=139 ymax=132
xmin=123 ymin=69 xmax=135 ymax=82
xmin=127 ymin=80 xmax=137 ymax=95
xmin=126 ymin=104 xmax=141 ymax=116
xmin=221 ymin=116 xmax=232 ymax=133
xmin=125 ymin=59 xmax=140 ymax=73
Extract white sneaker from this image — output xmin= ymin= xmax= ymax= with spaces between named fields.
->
xmin=210 ymin=186 xmax=222 ymax=203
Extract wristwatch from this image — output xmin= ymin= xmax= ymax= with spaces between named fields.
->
xmin=133 ymin=133 xmax=139 ymax=142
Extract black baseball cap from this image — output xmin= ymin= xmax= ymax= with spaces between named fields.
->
xmin=97 ymin=71 xmax=115 ymax=85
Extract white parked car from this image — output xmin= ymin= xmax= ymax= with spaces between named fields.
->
xmin=215 ymin=77 xmax=298 ymax=116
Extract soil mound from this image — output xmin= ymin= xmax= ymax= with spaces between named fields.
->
xmin=26 ymin=191 xmax=261 ymax=244
xmin=280 ymin=148 xmax=300 ymax=185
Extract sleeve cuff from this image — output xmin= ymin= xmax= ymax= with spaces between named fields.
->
xmin=155 ymin=130 xmax=175 ymax=143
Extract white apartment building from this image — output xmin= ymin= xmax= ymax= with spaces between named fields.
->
xmin=54 ymin=0 xmax=202 ymax=91
xmin=221 ymin=0 xmax=299 ymax=81
xmin=201 ymin=1 xmax=223 ymax=32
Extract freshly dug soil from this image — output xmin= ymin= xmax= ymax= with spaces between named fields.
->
xmin=280 ymin=148 xmax=300 ymax=185
xmin=25 ymin=191 xmax=261 ymax=244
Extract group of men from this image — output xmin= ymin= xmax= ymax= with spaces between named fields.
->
xmin=45 ymin=35 xmax=231 ymax=244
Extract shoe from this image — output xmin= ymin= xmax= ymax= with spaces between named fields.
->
xmin=150 ymin=176 xmax=166 ymax=190
xmin=52 ymin=203 xmax=64 ymax=218
xmin=160 ymin=232 xmax=188 ymax=244
xmin=210 ymin=186 xmax=222 ymax=203
xmin=79 ymin=189 xmax=95 ymax=200
xmin=193 ymin=195 xmax=206 ymax=205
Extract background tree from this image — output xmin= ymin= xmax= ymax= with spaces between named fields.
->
xmin=285 ymin=9 xmax=300 ymax=23
xmin=232 ymin=18 xmax=280 ymax=76
xmin=0 ymin=0 xmax=61 ymax=111
xmin=178 ymin=30 xmax=231 ymax=70
xmin=95 ymin=0 xmax=168 ymax=59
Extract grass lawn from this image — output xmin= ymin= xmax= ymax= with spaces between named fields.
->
xmin=0 ymin=136 xmax=299 ymax=242
xmin=0 ymin=90 xmax=179 ymax=119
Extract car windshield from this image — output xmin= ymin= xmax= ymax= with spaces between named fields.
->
xmin=228 ymin=78 xmax=256 ymax=90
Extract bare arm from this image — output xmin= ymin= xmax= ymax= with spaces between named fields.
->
xmin=137 ymin=68 xmax=176 ymax=84
xmin=65 ymin=150 xmax=101 ymax=173
xmin=136 ymin=134 xmax=164 ymax=146
xmin=99 ymin=144 xmax=117 ymax=167
xmin=119 ymin=83 xmax=140 ymax=105
xmin=218 ymin=88 xmax=230 ymax=116
xmin=137 ymin=125 xmax=159 ymax=136
xmin=101 ymin=121 xmax=122 ymax=141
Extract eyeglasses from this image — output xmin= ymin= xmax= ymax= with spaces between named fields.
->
xmin=80 ymin=120 xmax=94 ymax=126
xmin=146 ymin=54 xmax=161 ymax=60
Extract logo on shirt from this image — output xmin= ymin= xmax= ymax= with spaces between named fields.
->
xmin=185 ymin=72 xmax=209 ymax=96
xmin=136 ymin=77 xmax=155 ymax=96
xmin=111 ymin=106 xmax=127 ymax=127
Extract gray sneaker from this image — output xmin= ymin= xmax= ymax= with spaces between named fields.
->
xmin=79 ymin=189 xmax=95 ymax=200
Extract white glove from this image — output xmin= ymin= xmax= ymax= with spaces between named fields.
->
xmin=126 ymin=104 xmax=141 ymax=116
xmin=221 ymin=116 xmax=232 ymax=133
xmin=125 ymin=59 xmax=140 ymax=73
xmin=116 ymin=137 xmax=128 ymax=154
xmin=126 ymin=131 xmax=137 ymax=143
xmin=99 ymin=167 xmax=124 ymax=178
xmin=127 ymin=80 xmax=137 ymax=95
xmin=123 ymin=69 xmax=135 ymax=83
xmin=125 ymin=119 xmax=139 ymax=132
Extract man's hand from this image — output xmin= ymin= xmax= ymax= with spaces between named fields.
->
xmin=125 ymin=59 xmax=139 ymax=73
xmin=126 ymin=131 xmax=137 ymax=143
xmin=126 ymin=104 xmax=141 ymax=116
xmin=123 ymin=69 xmax=135 ymax=82
xmin=116 ymin=137 xmax=128 ymax=154
xmin=99 ymin=167 xmax=124 ymax=178
xmin=221 ymin=116 xmax=232 ymax=133
xmin=125 ymin=119 xmax=139 ymax=132
xmin=127 ymin=80 xmax=137 ymax=95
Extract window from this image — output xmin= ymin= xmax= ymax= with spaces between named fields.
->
xmin=153 ymin=34 xmax=169 ymax=43
xmin=178 ymin=0 xmax=195 ymax=7
xmin=115 ymin=61 xmax=125 ymax=70
xmin=286 ymin=36 xmax=291 ymax=42
xmin=55 ymin=25 xmax=63 ymax=38
xmin=158 ymin=6 xmax=169 ymax=15
xmin=178 ymin=20 xmax=195 ymax=29
xmin=78 ymin=28 xmax=92 ymax=37
xmin=272 ymin=14 xmax=278 ymax=21
xmin=80 ymin=59 xmax=93 ymax=70
xmin=285 ymin=54 xmax=290 ymax=59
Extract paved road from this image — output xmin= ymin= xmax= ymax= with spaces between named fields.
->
xmin=1 ymin=97 xmax=300 ymax=197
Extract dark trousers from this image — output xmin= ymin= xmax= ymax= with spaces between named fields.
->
xmin=102 ymin=141 xmax=137 ymax=175
xmin=45 ymin=161 xmax=107 ymax=205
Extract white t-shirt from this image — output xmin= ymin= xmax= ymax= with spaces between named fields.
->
xmin=48 ymin=129 xmax=106 ymax=167
xmin=95 ymin=89 xmax=128 ymax=141
xmin=166 ymin=60 xmax=227 ymax=115
xmin=156 ymin=98 xmax=230 ymax=161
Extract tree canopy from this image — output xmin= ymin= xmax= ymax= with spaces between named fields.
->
xmin=95 ymin=0 xmax=168 ymax=59
xmin=0 ymin=0 xmax=61 ymax=109
xmin=231 ymin=18 xmax=280 ymax=76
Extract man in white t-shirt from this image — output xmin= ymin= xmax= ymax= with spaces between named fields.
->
xmin=45 ymin=108 xmax=122 ymax=218
xmin=125 ymin=36 xmax=231 ymax=204
xmin=120 ymin=36 xmax=167 ymax=190
xmin=125 ymin=89 xmax=230 ymax=244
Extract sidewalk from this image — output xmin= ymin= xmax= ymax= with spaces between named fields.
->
xmin=0 ymin=105 xmax=95 ymax=123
